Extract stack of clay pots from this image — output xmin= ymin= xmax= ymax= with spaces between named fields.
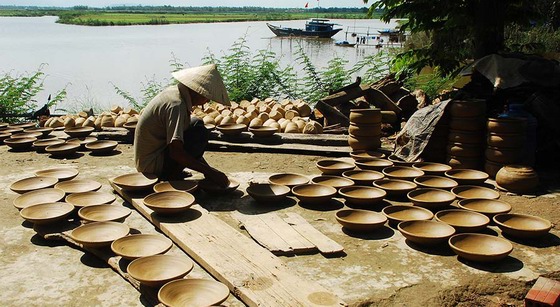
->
xmin=446 ymin=100 xmax=487 ymax=169
xmin=485 ymin=117 xmax=527 ymax=178
xmin=422 ymin=112 xmax=449 ymax=163
xmin=40 ymin=106 xmax=140 ymax=131
xmin=348 ymin=108 xmax=381 ymax=151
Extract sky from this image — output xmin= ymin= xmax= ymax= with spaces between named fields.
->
xmin=0 ymin=0 xmax=369 ymax=8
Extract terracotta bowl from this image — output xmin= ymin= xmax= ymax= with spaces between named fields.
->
xmin=246 ymin=183 xmax=290 ymax=203
xmin=249 ymin=126 xmax=277 ymax=137
xmin=383 ymin=166 xmax=424 ymax=181
xmin=291 ymin=184 xmax=337 ymax=204
xmin=372 ymin=179 xmax=417 ymax=197
xmin=70 ymin=221 xmax=130 ymax=248
xmin=335 ymin=209 xmax=387 ymax=232
xmin=354 ymin=158 xmax=393 ymax=171
xmin=217 ymin=123 xmax=246 ymax=136
xmin=143 ymin=191 xmax=196 ymax=215
xmin=493 ymin=213 xmax=552 ymax=238
xmin=350 ymin=150 xmax=386 ymax=160
xmin=456 ymin=198 xmax=512 ymax=218
xmin=445 ymin=169 xmax=489 ymax=185
xmin=66 ymin=191 xmax=116 ymax=207
xmin=45 ymin=143 xmax=80 ymax=156
xmin=19 ymin=202 xmax=74 ymax=225
xmin=268 ymin=173 xmax=309 ymax=188
xmin=414 ymin=175 xmax=458 ymax=190
xmin=338 ymin=186 xmax=386 ymax=206
xmin=85 ymin=140 xmax=118 ymax=154
xmin=10 ymin=176 xmax=58 ymax=194
xmin=412 ymin=162 xmax=452 ymax=175
xmin=35 ymin=167 xmax=79 ymax=181
xmin=113 ymin=172 xmax=158 ymax=191
xmin=452 ymin=185 xmax=500 ymax=200
xmin=398 ymin=220 xmax=456 ymax=245
xmin=342 ymin=170 xmax=384 ymax=186
xmin=153 ymin=180 xmax=198 ymax=193
xmin=407 ymin=188 xmax=456 ymax=210
xmin=448 ymin=233 xmax=513 ymax=262
xmin=78 ymin=204 xmax=132 ymax=222
xmin=11 ymin=131 xmax=42 ymax=139
xmin=64 ymin=126 xmax=94 ymax=138
xmin=382 ymin=205 xmax=434 ymax=225
xmin=4 ymin=137 xmax=37 ymax=150
xmin=311 ymin=175 xmax=355 ymax=190
xmin=158 ymin=278 xmax=230 ymax=307
xmin=66 ymin=136 xmax=98 ymax=148
xmin=111 ymin=234 xmax=173 ymax=260
xmin=24 ymin=126 xmax=53 ymax=137
xmin=435 ymin=209 xmax=490 ymax=233
xmin=33 ymin=139 xmax=65 ymax=152
xmin=13 ymin=188 xmax=66 ymax=210
xmin=198 ymin=178 xmax=239 ymax=193
xmin=55 ymin=179 xmax=102 ymax=194
xmin=127 ymin=255 xmax=194 ymax=288
xmin=316 ymin=159 xmax=355 ymax=175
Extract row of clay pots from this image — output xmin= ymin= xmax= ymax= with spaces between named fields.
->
xmin=40 ymin=107 xmax=140 ymax=131
xmin=348 ymin=109 xmax=381 ymax=151
xmin=484 ymin=118 xmax=527 ymax=177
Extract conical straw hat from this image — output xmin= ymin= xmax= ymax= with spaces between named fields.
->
xmin=172 ymin=64 xmax=230 ymax=105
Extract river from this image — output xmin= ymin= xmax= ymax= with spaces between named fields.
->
xmin=0 ymin=16 xmax=400 ymax=111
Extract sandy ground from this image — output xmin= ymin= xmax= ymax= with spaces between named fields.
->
xmin=1 ymin=140 xmax=559 ymax=307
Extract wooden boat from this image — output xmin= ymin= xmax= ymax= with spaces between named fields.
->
xmin=267 ymin=19 xmax=342 ymax=38
xmin=335 ymin=40 xmax=356 ymax=47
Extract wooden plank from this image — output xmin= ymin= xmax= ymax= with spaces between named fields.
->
xmin=258 ymin=213 xmax=316 ymax=253
xmin=283 ymin=213 xmax=344 ymax=255
xmin=111 ymin=182 xmax=347 ymax=307
xmin=210 ymin=131 xmax=349 ymax=147
xmin=232 ymin=212 xmax=293 ymax=253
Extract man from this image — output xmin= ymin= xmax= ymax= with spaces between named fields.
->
xmin=134 ymin=64 xmax=229 ymax=187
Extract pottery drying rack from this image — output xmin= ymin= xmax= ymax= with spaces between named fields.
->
xmin=110 ymin=181 xmax=348 ymax=307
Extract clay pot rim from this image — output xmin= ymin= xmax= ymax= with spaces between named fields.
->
xmin=77 ymin=204 xmax=132 ymax=222
xmin=492 ymin=213 xmax=552 ymax=232
xmin=434 ymin=209 xmax=490 ymax=226
xmin=19 ymin=201 xmax=75 ymax=224
xmin=373 ymin=178 xmax=418 ymax=191
xmin=413 ymin=175 xmax=459 ymax=189
xmin=310 ymin=175 xmax=355 ymax=187
xmin=451 ymin=185 xmax=500 ymax=200
xmin=381 ymin=205 xmax=434 ymax=222
xmin=397 ymin=220 xmax=456 ymax=239
xmin=127 ymin=254 xmax=194 ymax=287
xmin=157 ymin=278 xmax=230 ymax=307
xmin=69 ymin=221 xmax=130 ymax=247
xmin=412 ymin=162 xmax=452 ymax=173
xmin=448 ymin=233 xmax=513 ymax=261
xmin=407 ymin=188 xmax=456 ymax=203
xmin=111 ymin=234 xmax=173 ymax=260
xmin=456 ymin=198 xmax=512 ymax=215
xmin=336 ymin=209 xmax=387 ymax=225
xmin=268 ymin=173 xmax=309 ymax=187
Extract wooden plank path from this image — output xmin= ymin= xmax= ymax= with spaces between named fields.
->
xmin=110 ymin=182 xmax=347 ymax=307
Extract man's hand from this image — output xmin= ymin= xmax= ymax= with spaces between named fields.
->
xmin=205 ymin=168 xmax=229 ymax=188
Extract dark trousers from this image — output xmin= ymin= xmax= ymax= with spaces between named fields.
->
xmin=161 ymin=116 xmax=209 ymax=180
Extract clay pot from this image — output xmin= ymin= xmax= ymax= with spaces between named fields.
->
xmin=316 ymin=159 xmax=355 ymax=175
xmin=457 ymin=198 xmax=512 ymax=218
xmin=349 ymin=108 xmax=381 ymax=124
xmin=291 ymin=184 xmax=337 ymax=204
xmin=311 ymin=175 xmax=355 ymax=189
xmin=348 ymin=123 xmax=381 ymax=137
xmin=487 ymin=118 xmax=526 ymax=134
xmin=4 ymin=137 xmax=37 ymax=150
xmin=348 ymin=135 xmax=381 ymax=151
xmin=70 ymin=221 xmax=130 ymax=248
xmin=335 ymin=209 xmax=387 ymax=232
xmin=78 ymin=204 xmax=132 ymax=223
xmin=485 ymin=146 xmax=521 ymax=164
xmin=338 ymin=186 xmax=387 ymax=206
xmin=407 ymin=188 xmax=456 ymax=210
xmin=143 ymin=191 xmax=195 ymax=215
xmin=445 ymin=169 xmax=489 ymax=185
xmin=493 ymin=213 xmax=552 ymax=238
xmin=435 ymin=209 xmax=490 ymax=233
xmin=111 ymin=234 xmax=173 ymax=260
xmin=382 ymin=166 xmax=424 ymax=181
xmin=448 ymin=233 xmax=512 ymax=262
xmin=448 ymin=129 xmax=484 ymax=144
xmin=64 ymin=126 xmax=94 ymax=138
xmin=414 ymin=175 xmax=458 ymax=190
xmin=449 ymin=116 xmax=486 ymax=132
xmin=127 ymin=255 xmax=194 ymax=288
xmin=246 ymin=183 xmax=290 ymax=203
xmin=342 ymin=169 xmax=384 ymax=186
xmin=398 ymin=220 xmax=456 ymax=246
xmin=19 ymin=202 xmax=75 ymax=225
xmin=373 ymin=179 xmax=417 ymax=197
xmin=495 ymin=165 xmax=539 ymax=194
xmin=452 ymin=185 xmax=500 ymax=200
xmin=158 ymin=279 xmax=230 ymax=307
xmin=35 ymin=167 xmax=79 ymax=181
xmin=268 ymin=173 xmax=309 ymax=188
xmin=382 ymin=205 xmax=434 ymax=225
xmin=448 ymin=99 xmax=486 ymax=118
xmin=412 ymin=162 xmax=452 ymax=175
xmin=446 ymin=142 xmax=483 ymax=158
xmin=355 ymin=158 xmax=393 ymax=171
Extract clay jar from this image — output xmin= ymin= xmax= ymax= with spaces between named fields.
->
xmin=348 ymin=135 xmax=381 ymax=151
xmin=349 ymin=109 xmax=381 ymax=124
xmin=495 ymin=165 xmax=539 ymax=194
xmin=487 ymin=118 xmax=527 ymax=134
xmin=487 ymin=132 xmax=525 ymax=148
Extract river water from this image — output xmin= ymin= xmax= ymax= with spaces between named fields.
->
xmin=0 ymin=16 xmax=399 ymax=111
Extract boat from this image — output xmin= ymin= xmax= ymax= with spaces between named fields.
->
xmin=378 ymin=28 xmax=400 ymax=35
xmin=267 ymin=19 xmax=342 ymax=38
xmin=335 ymin=40 xmax=356 ymax=47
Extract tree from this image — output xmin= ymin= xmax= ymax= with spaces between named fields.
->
xmin=363 ymin=0 xmax=537 ymax=74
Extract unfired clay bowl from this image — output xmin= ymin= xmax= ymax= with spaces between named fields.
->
xmin=153 ymin=180 xmax=198 ymax=193
xmin=407 ymin=188 xmax=456 ymax=210
xmin=4 ymin=137 xmax=37 ymax=150
xmin=311 ymin=175 xmax=355 ymax=189
xmin=398 ymin=220 xmax=456 ymax=246
xmin=33 ymin=139 xmax=65 ymax=152
xmin=452 ymin=185 xmax=500 ymax=200
xmin=55 ymin=179 xmax=102 ymax=194
xmin=354 ymin=158 xmax=393 ymax=171
xmin=198 ymin=178 xmax=239 ymax=193
xmin=45 ymin=143 xmax=80 ymax=156
xmin=158 ymin=278 xmax=230 ymax=307
xmin=70 ymin=221 xmax=130 ymax=248
xmin=78 ymin=204 xmax=132 ymax=222
xmin=217 ymin=123 xmax=246 ymax=136
xmin=66 ymin=191 xmax=116 ymax=207
xmin=246 ymin=183 xmax=291 ymax=203
xmin=268 ymin=173 xmax=309 ymax=188
xmin=372 ymin=179 xmax=417 ymax=197
xmin=66 ymin=136 xmax=97 ymax=148
xmin=111 ymin=234 xmax=173 ymax=260
xmin=445 ymin=169 xmax=489 ymax=185
xmin=10 ymin=176 xmax=58 ymax=194
xmin=414 ymin=175 xmax=458 ymax=190
xmin=291 ymin=184 xmax=337 ymax=204
xmin=335 ymin=209 xmax=387 ymax=232
xmin=143 ymin=191 xmax=196 ymax=215
xmin=493 ymin=213 xmax=552 ymax=238
xmin=64 ymin=126 xmax=94 ymax=138
xmin=249 ymin=126 xmax=277 ymax=137
xmin=435 ymin=209 xmax=490 ymax=233
xmin=112 ymin=172 xmax=158 ymax=191
xmin=350 ymin=150 xmax=386 ymax=160
xmin=19 ymin=202 xmax=74 ymax=225
xmin=35 ymin=167 xmax=79 ymax=181
xmin=448 ymin=233 xmax=513 ymax=262
xmin=412 ymin=162 xmax=452 ymax=175
xmin=383 ymin=166 xmax=425 ymax=181
xmin=85 ymin=140 xmax=118 ymax=154
xmin=382 ymin=205 xmax=434 ymax=225
xmin=338 ymin=186 xmax=386 ymax=206
xmin=456 ymin=198 xmax=512 ymax=218
xmin=13 ymin=188 xmax=66 ymax=210
xmin=24 ymin=127 xmax=53 ymax=137
xmin=316 ymin=159 xmax=355 ymax=175
xmin=11 ymin=131 xmax=42 ymax=139
xmin=342 ymin=170 xmax=384 ymax=186
xmin=127 ymin=255 xmax=194 ymax=288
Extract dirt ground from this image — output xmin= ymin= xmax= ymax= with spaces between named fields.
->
xmin=1 ymin=140 xmax=559 ymax=307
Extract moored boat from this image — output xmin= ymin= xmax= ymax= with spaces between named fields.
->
xmin=267 ymin=19 xmax=342 ymax=38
